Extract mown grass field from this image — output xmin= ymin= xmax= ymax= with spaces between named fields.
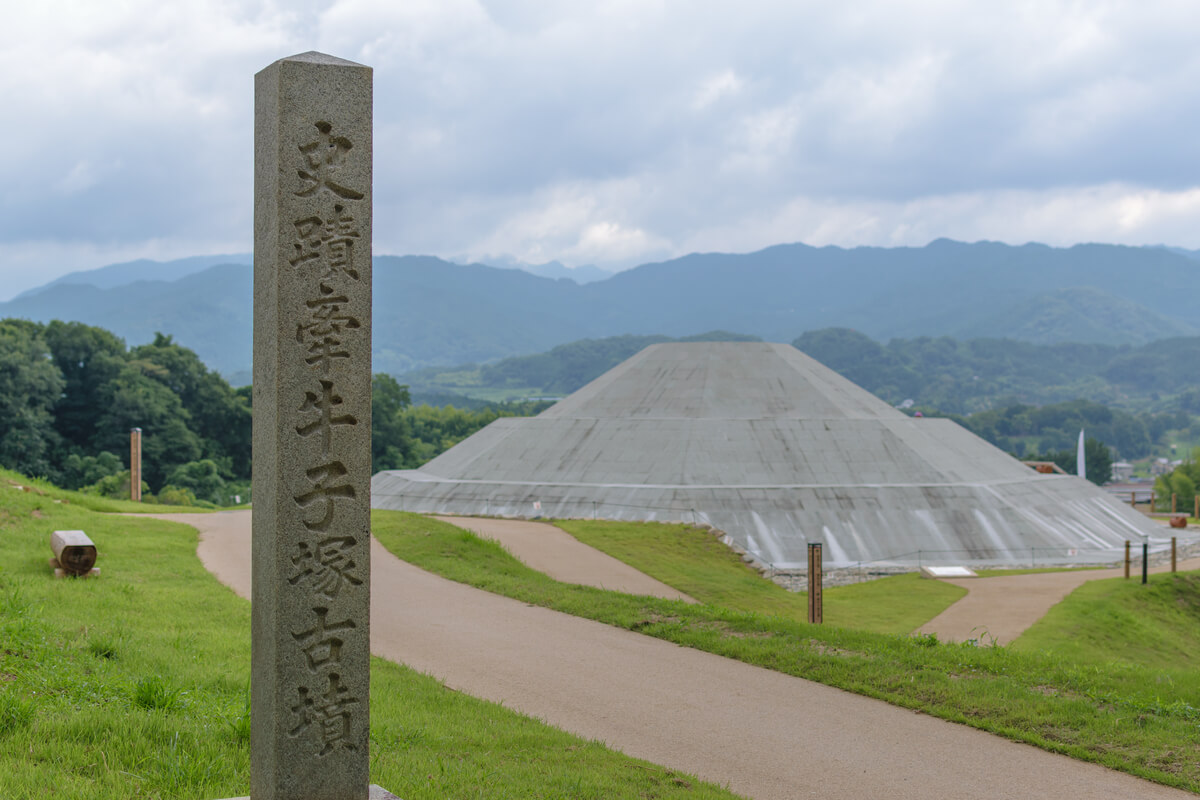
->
xmin=1015 ymin=571 xmax=1200 ymax=669
xmin=373 ymin=511 xmax=1200 ymax=792
xmin=0 ymin=472 xmax=736 ymax=800
xmin=555 ymin=519 xmax=965 ymax=634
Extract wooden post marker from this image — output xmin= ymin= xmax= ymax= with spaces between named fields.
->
xmin=129 ymin=427 xmax=142 ymax=502
xmin=250 ymin=52 xmax=395 ymax=800
xmin=1172 ymin=536 xmax=1177 ymax=573
xmin=1124 ymin=540 xmax=1130 ymax=580
xmin=807 ymin=542 xmax=823 ymax=624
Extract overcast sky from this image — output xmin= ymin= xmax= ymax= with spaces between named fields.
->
xmin=2 ymin=0 xmax=1198 ymax=299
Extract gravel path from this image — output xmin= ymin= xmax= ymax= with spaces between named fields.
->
xmin=917 ymin=555 xmax=1200 ymax=644
xmin=147 ymin=510 xmax=1193 ymax=800
xmin=432 ymin=515 xmax=696 ymax=602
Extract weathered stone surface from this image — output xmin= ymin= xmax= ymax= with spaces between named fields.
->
xmin=50 ymin=529 xmax=97 ymax=576
xmin=253 ymin=51 xmax=373 ymax=800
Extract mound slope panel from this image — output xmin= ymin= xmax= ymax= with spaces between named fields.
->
xmin=372 ymin=343 xmax=1162 ymax=568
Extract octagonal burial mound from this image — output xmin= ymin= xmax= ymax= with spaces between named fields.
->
xmin=372 ymin=342 xmax=1165 ymax=570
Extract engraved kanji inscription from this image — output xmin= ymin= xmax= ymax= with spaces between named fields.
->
xmin=288 ymin=204 xmax=361 ymax=280
xmin=292 ymin=606 xmax=356 ymax=672
xmin=296 ymin=285 xmax=360 ymax=374
xmin=296 ymin=283 xmax=361 ymax=343
xmin=288 ymin=536 xmax=363 ymax=599
xmin=294 ymin=462 xmax=356 ymax=532
xmin=296 ymin=379 xmax=358 ymax=454
xmin=289 ymin=672 xmax=360 ymax=756
xmin=296 ymin=121 xmax=365 ymax=200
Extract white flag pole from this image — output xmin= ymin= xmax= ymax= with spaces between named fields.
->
xmin=1077 ymin=430 xmax=1086 ymax=482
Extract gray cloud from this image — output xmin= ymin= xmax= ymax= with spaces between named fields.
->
xmin=2 ymin=0 xmax=1199 ymax=298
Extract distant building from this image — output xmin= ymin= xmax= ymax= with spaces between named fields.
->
xmin=1151 ymin=458 xmax=1182 ymax=476
xmin=1111 ymin=461 xmax=1134 ymax=482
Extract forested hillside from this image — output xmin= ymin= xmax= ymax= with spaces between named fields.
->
xmin=400 ymin=328 xmax=1200 ymax=416
xmin=793 ymin=328 xmax=1200 ymax=414
xmin=402 ymin=331 xmax=761 ymax=399
xmin=398 ymin=329 xmax=1200 ymax=463
xmin=0 ymin=320 xmax=552 ymax=503
xmin=0 ymin=320 xmax=250 ymax=502
xmin=1 ymin=318 xmax=1194 ymax=494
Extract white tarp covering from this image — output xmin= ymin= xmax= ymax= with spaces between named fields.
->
xmin=373 ymin=343 xmax=1166 ymax=568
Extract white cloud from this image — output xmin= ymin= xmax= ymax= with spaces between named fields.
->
xmin=678 ymin=184 xmax=1200 ymax=256
xmin=692 ymin=70 xmax=742 ymax=111
xmin=3 ymin=0 xmax=1200 ymax=298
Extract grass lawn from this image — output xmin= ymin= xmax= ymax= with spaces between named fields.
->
xmin=373 ymin=510 xmax=1200 ymax=793
xmin=0 ymin=472 xmax=737 ymax=800
xmin=0 ymin=472 xmax=206 ymax=515
xmin=1014 ymin=571 xmax=1200 ymax=670
xmin=555 ymin=519 xmax=965 ymax=634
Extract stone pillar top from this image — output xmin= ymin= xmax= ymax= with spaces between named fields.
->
xmin=271 ymin=51 xmax=370 ymax=68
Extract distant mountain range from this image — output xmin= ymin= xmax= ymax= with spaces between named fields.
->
xmin=15 ymin=254 xmax=254 ymax=299
xmin=3 ymin=239 xmax=1196 ymax=382
xmin=458 ymin=255 xmax=614 ymax=284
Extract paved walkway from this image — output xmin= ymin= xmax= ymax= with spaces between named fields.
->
xmin=432 ymin=515 xmax=695 ymax=602
xmin=146 ymin=511 xmax=1193 ymax=800
xmin=918 ymin=555 xmax=1200 ymax=644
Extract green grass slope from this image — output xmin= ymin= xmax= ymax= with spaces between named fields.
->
xmin=0 ymin=472 xmax=736 ymax=800
xmin=1014 ymin=572 xmax=1200 ymax=671
xmin=372 ymin=511 xmax=1200 ymax=791
xmin=555 ymin=520 xmax=964 ymax=634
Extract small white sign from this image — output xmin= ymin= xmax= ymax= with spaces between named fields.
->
xmin=533 ymin=501 xmax=541 ymax=511
xmin=920 ymin=565 xmax=978 ymax=579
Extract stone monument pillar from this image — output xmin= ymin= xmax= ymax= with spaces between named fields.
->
xmin=252 ymin=51 xmax=388 ymax=800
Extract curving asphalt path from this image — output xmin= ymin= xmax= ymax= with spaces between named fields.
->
xmin=144 ymin=510 xmax=1194 ymax=800
xmin=918 ymin=554 xmax=1200 ymax=644
xmin=431 ymin=515 xmax=696 ymax=601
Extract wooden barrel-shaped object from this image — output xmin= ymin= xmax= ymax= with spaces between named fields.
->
xmin=51 ymin=530 xmax=97 ymax=576
xmin=1170 ymin=515 xmax=1188 ymax=529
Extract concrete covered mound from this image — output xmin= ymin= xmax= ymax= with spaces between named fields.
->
xmin=372 ymin=342 xmax=1162 ymax=568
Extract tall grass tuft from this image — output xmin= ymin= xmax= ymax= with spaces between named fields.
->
xmin=133 ymin=676 xmax=185 ymax=712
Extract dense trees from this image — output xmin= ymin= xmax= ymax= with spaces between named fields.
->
xmin=1153 ymin=452 xmax=1200 ymax=514
xmin=925 ymin=399 xmax=1160 ymax=462
xmin=0 ymin=320 xmax=65 ymax=478
xmin=0 ymin=318 xmax=554 ymax=502
xmin=794 ymin=328 xmax=1200 ymax=414
xmin=0 ymin=317 xmax=1192 ymax=502
xmin=0 ymin=319 xmax=250 ymax=502
xmin=372 ymin=374 xmax=413 ymax=473
xmin=370 ymin=375 xmax=553 ymax=472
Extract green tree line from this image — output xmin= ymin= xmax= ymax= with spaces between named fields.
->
xmin=0 ymin=320 xmax=553 ymax=504
xmin=922 ymin=398 xmax=1181 ymax=461
xmin=793 ymin=327 xmax=1200 ymax=414
xmin=371 ymin=374 xmax=552 ymax=472
xmin=1155 ymin=454 xmax=1200 ymax=515
xmin=0 ymin=319 xmax=251 ymax=504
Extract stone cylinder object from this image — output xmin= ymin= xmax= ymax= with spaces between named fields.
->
xmin=50 ymin=530 xmax=98 ymax=577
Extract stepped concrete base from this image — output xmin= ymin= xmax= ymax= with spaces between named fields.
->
xmin=219 ymin=785 xmax=401 ymax=799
